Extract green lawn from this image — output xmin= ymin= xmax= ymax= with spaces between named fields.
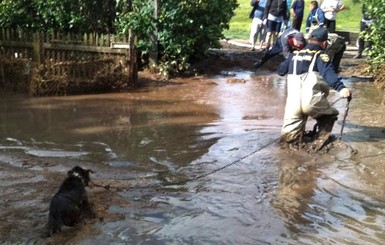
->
xmin=223 ymin=0 xmax=362 ymax=40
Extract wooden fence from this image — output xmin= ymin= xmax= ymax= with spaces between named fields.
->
xmin=0 ymin=28 xmax=137 ymax=95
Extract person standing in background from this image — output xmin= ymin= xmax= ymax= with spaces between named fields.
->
xmin=263 ymin=0 xmax=288 ymax=50
xmin=290 ymin=0 xmax=305 ymax=31
xmin=354 ymin=4 xmax=373 ymax=59
xmin=320 ymin=0 xmax=346 ymax=33
xmin=281 ymin=0 xmax=292 ymax=33
xmin=249 ymin=0 xmax=268 ymax=51
xmin=305 ymin=1 xmax=325 ymax=34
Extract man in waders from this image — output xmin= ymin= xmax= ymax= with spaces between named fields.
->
xmin=277 ymin=27 xmax=351 ymax=151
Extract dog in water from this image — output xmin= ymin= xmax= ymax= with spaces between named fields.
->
xmin=47 ymin=166 xmax=95 ymax=237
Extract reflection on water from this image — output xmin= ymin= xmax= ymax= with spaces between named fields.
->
xmin=1 ymin=73 xmax=385 ymax=244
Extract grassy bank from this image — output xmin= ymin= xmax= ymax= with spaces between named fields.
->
xmin=223 ymin=0 xmax=363 ymax=40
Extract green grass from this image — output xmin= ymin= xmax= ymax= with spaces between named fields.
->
xmin=223 ymin=0 xmax=362 ymax=40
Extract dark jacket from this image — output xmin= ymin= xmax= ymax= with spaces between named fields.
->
xmin=291 ymin=0 xmax=305 ymax=18
xmin=277 ymin=43 xmax=346 ymax=92
xmin=263 ymin=0 xmax=288 ymax=20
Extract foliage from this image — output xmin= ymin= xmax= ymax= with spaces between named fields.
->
xmin=0 ymin=0 xmax=238 ymax=77
xmin=363 ymin=0 xmax=385 ymax=66
xmin=0 ymin=0 xmax=117 ymax=33
xmin=116 ymin=0 xmax=238 ymax=77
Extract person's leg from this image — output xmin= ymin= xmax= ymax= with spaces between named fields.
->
xmin=313 ymin=114 xmax=338 ymax=150
xmin=271 ymin=21 xmax=282 ymax=45
xmin=264 ymin=20 xmax=279 ymax=50
xmin=264 ymin=20 xmax=273 ymax=51
xmin=281 ymin=96 xmax=308 ymax=144
xmin=354 ymin=21 xmax=366 ymax=58
xmin=358 ymin=22 xmax=365 ymax=51
xmin=297 ymin=16 xmax=303 ymax=31
xmin=281 ymin=113 xmax=308 ymax=144
xmin=365 ymin=23 xmax=373 ymax=51
xmin=325 ymin=19 xmax=333 ymax=33
xmin=259 ymin=23 xmax=267 ymax=49
xmin=332 ymin=41 xmax=346 ymax=73
xmin=264 ymin=32 xmax=272 ymax=50
xmin=304 ymin=86 xmax=340 ymax=150
xmin=367 ymin=40 xmax=373 ymax=51
xmin=291 ymin=15 xmax=303 ymax=31
xmin=329 ymin=20 xmax=336 ymax=33
xmin=324 ymin=19 xmax=330 ymax=31
xmin=249 ymin=18 xmax=259 ymax=50
xmin=281 ymin=74 xmax=307 ymax=144
xmin=255 ymin=21 xmax=264 ymax=47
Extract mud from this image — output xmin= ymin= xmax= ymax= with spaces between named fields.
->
xmin=1 ymin=41 xmax=385 ymax=244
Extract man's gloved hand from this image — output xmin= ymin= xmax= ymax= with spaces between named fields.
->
xmin=339 ymin=88 xmax=351 ymax=98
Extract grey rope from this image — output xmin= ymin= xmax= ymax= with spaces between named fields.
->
xmin=189 ymin=137 xmax=280 ymax=182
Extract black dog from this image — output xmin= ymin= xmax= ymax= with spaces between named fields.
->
xmin=47 ymin=166 xmax=94 ymax=237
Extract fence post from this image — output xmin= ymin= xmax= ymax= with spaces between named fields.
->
xmin=129 ymin=29 xmax=138 ymax=86
xmin=0 ymin=28 xmax=4 ymax=84
xmin=32 ymin=32 xmax=42 ymax=65
xmin=149 ymin=0 xmax=159 ymax=67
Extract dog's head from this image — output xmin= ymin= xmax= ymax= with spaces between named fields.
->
xmin=67 ymin=166 xmax=94 ymax=186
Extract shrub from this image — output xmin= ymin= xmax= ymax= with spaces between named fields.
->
xmin=364 ymin=0 xmax=385 ymax=66
xmin=116 ymin=0 xmax=238 ymax=78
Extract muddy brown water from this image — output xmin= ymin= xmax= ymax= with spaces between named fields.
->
xmin=0 ymin=70 xmax=385 ymax=244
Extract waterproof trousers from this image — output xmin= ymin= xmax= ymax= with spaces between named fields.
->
xmin=281 ymin=71 xmax=339 ymax=143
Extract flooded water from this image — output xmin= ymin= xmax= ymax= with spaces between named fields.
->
xmin=0 ymin=71 xmax=385 ymax=244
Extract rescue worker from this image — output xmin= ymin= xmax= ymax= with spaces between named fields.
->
xmin=277 ymin=27 xmax=351 ymax=151
xmin=305 ymin=1 xmax=325 ymax=34
xmin=254 ymin=28 xmax=306 ymax=69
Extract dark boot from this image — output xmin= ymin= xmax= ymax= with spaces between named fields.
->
xmin=253 ymin=61 xmax=262 ymax=69
xmin=303 ymin=123 xmax=318 ymax=142
xmin=313 ymin=116 xmax=337 ymax=151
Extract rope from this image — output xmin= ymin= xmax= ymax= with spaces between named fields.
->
xmin=162 ymin=97 xmax=347 ymax=185
xmin=188 ymin=136 xmax=280 ymax=182
xmin=91 ymin=136 xmax=280 ymax=191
